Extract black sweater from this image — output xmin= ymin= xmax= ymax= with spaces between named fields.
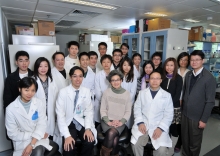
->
xmin=3 ymin=68 xmax=33 ymax=111
xmin=161 ymin=74 xmax=183 ymax=108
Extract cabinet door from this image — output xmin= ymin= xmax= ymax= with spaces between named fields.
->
xmin=153 ymin=31 xmax=167 ymax=62
xmin=141 ymin=33 xmax=154 ymax=63
xmin=122 ymin=36 xmax=129 ymax=45
xmin=130 ymin=34 xmax=139 ymax=58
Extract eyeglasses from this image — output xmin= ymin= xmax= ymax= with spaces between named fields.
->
xmin=150 ymin=78 xmax=161 ymax=81
xmin=190 ymin=59 xmax=202 ymax=62
xmin=180 ymin=59 xmax=188 ymax=62
xmin=153 ymin=58 xmax=161 ymax=61
xmin=113 ymin=54 xmax=122 ymax=57
xmin=72 ymin=75 xmax=83 ymax=78
xmin=111 ymin=79 xmax=121 ymax=82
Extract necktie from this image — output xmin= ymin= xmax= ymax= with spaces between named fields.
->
xmin=72 ymin=90 xmax=82 ymax=131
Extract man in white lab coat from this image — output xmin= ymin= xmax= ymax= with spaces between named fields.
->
xmin=88 ymin=51 xmax=98 ymax=74
xmin=79 ymin=52 xmax=95 ymax=102
xmin=52 ymin=52 xmax=69 ymax=90
xmin=131 ymin=71 xmax=174 ymax=156
xmin=56 ymin=66 xmax=96 ymax=156
xmin=96 ymin=42 xmax=108 ymax=72
xmin=110 ymin=49 xmax=122 ymax=71
xmin=64 ymin=41 xmax=80 ymax=74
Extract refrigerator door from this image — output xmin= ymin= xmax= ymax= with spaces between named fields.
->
xmin=12 ymin=35 xmax=56 ymax=45
xmin=9 ymin=45 xmax=60 ymax=72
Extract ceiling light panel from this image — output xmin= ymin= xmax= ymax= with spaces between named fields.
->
xmin=145 ymin=12 xmax=167 ymax=17
xmin=210 ymin=24 xmax=220 ymax=27
xmin=60 ymin=0 xmax=117 ymax=10
xmin=183 ymin=19 xmax=200 ymax=23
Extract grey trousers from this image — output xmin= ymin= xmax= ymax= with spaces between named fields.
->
xmin=131 ymin=133 xmax=167 ymax=156
xmin=181 ymin=114 xmax=204 ymax=156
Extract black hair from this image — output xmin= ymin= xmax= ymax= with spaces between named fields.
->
xmin=52 ymin=52 xmax=65 ymax=60
xmin=120 ymin=57 xmax=134 ymax=82
xmin=67 ymin=41 xmax=80 ymax=49
xmin=69 ymin=66 xmax=84 ymax=77
xmin=163 ymin=57 xmax=178 ymax=80
xmin=79 ymin=52 xmax=89 ymax=60
xmin=132 ymin=53 xmax=142 ymax=60
xmin=107 ymin=70 xmax=124 ymax=83
xmin=140 ymin=60 xmax=155 ymax=79
xmin=33 ymin=57 xmax=53 ymax=82
xmin=112 ymin=49 xmax=123 ymax=56
xmin=151 ymin=52 xmax=162 ymax=60
xmin=149 ymin=71 xmax=162 ymax=79
xmin=190 ymin=50 xmax=204 ymax=59
xmin=177 ymin=52 xmax=190 ymax=67
xmin=120 ymin=43 xmax=129 ymax=50
xmin=19 ymin=77 xmax=38 ymax=92
xmin=98 ymin=42 xmax=107 ymax=49
xmin=88 ymin=51 xmax=98 ymax=59
xmin=15 ymin=51 xmax=29 ymax=60
xmin=100 ymin=54 xmax=113 ymax=64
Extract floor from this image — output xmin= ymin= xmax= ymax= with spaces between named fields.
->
xmin=1 ymin=114 xmax=220 ymax=156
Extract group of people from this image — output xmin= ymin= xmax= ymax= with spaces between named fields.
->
xmin=3 ymin=40 xmax=216 ymax=156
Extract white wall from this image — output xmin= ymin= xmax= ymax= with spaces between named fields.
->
xmin=56 ymin=34 xmax=78 ymax=56
xmin=0 ymin=8 xmax=12 ymax=152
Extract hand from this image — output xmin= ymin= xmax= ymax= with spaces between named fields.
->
xmin=43 ymin=133 xmax=49 ymax=139
xmin=107 ymin=122 xmax=113 ymax=126
xmin=112 ymin=120 xmax=119 ymax=127
xmin=152 ymin=128 xmax=162 ymax=140
xmin=64 ymin=136 xmax=75 ymax=151
xmin=115 ymin=121 xmax=123 ymax=127
xmin=84 ymin=129 xmax=94 ymax=142
xmin=138 ymin=124 xmax=146 ymax=134
xmin=22 ymin=144 xmax=33 ymax=156
xmin=199 ymin=121 xmax=206 ymax=129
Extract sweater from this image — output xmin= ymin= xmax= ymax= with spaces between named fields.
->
xmin=182 ymin=68 xmax=216 ymax=123
xmin=161 ymin=74 xmax=183 ymax=108
xmin=100 ymin=88 xmax=132 ymax=124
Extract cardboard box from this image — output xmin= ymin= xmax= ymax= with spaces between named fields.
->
xmin=31 ymin=23 xmax=38 ymax=36
xmin=111 ymin=36 xmax=119 ymax=43
xmin=191 ymin=26 xmax=203 ymax=41
xmin=118 ymin=36 xmax=122 ymax=43
xmin=188 ymin=29 xmax=194 ymax=41
xmin=20 ymin=28 xmax=34 ymax=36
xmin=15 ymin=26 xmax=30 ymax=34
xmin=148 ymin=18 xmax=170 ymax=31
xmin=38 ymin=20 xmax=55 ymax=36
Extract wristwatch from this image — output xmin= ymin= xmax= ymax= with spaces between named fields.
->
xmin=30 ymin=143 xmax=35 ymax=148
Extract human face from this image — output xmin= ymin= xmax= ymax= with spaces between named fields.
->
xmin=16 ymin=56 xmax=30 ymax=72
xmin=19 ymin=84 xmax=36 ymax=103
xmin=166 ymin=61 xmax=175 ymax=74
xmin=89 ymin=55 xmax=98 ymax=66
xmin=133 ymin=56 xmax=141 ymax=67
xmin=113 ymin=52 xmax=122 ymax=64
xmin=190 ymin=55 xmax=204 ymax=70
xmin=54 ymin=54 xmax=65 ymax=70
xmin=68 ymin=45 xmax=79 ymax=57
xmin=179 ymin=56 xmax=189 ymax=68
xmin=101 ymin=58 xmax=112 ymax=71
xmin=70 ymin=69 xmax=83 ymax=89
xmin=152 ymin=56 xmax=161 ymax=67
xmin=144 ymin=64 xmax=153 ymax=75
xmin=98 ymin=45 xmax=107 ymax=57
xmin=121 ymin=45 xmax=128 ymax=56
xmin=38 ymin=61 xmax=49 ymax=76
xmin=149 ymin=72 xmax=162 ymax=89
xmin=80 ymin=55 xmax=89 ymax=69
xmin=122 ymin=61 xmax=131 ymax=75
xmin=110 ymin=75 xmax=122 ymax=89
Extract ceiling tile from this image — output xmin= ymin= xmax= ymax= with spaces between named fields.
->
xmin=179 ymin=0 xmax=218 ymax=8
xmin=34 ymin=11 xmax=64 ymax=19
xmin=84 ymin=0 xmax=139 ymax=7
xmin=36 ymin=3 xmax=73 ymax=15
xmin=205 ymin=5 xmax=220 ymax=12
xmin=2 ymin=7 xmax=34 ymax=16
xmin=0 ymin=0 xmax=37 ymax=10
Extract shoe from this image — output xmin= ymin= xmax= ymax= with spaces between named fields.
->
xmin=100 ymin=146 xmax=112 ymax=156
xmin=174 ymin=147 xmax=181 ymax=153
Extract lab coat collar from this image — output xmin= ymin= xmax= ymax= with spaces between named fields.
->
xmin=67 ymin=84 xmax=82 ymax=102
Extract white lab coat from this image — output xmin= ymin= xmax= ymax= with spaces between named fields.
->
xmin=133 ymin=65 xmax=143 ymax=79
xmin=5 ymin=97 xmax=48 ymax=156
xmin=94 ymin=70 xmax=110 ymax=122
xmin=64 ymin=55 xmax=80 ymax=74
xmin=81 ymin=67 xmax=95 ymax=98
xmin=51 ymin=67 xmax=70 ymax=90
xmin=56 ymin=85 xmax=97 ymax=143
xmin=131 ymin=88 xmax=174 ymax=150
xmin=96 ymin=57 xmax=103 ymax=73
xmin=121 ymin=76 xmax=137 ymax=129
xmin=35 ymin=77 xmax=58 ymax=136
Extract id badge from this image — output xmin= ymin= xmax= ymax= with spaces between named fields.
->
xmin=76 ymin=105 xmax=81 ymax=114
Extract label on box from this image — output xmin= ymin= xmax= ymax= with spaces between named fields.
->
xmin=194 ymin=29 xmax=198 ymax=33
xmin=49 ymin=31 xmax=55 ymax=35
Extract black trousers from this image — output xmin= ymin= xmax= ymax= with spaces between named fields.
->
xmin=63 ymin=122 xmax=95 ymax=156
xmin=181 ymin=114 xmax=204 ymax=156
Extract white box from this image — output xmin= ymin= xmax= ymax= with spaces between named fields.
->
xmin=85 ymin=34 xmax=108 ymax=42
xmin=20 ymin=28 xmax=34 ymax=36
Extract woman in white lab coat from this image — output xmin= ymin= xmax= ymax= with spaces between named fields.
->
xmin=94 ymin=54 xmax=113 ymax=126
xmin=120 ymin=57 xmax=137 ymax=129
xmin=5 ymin=77 xmax=59 ymax=156
xmin=132 ymin=53 xmax=143 ymax=79
xmin=51 ymin=52 xmax=70 ymax=90
xmin=33 ymin=57 xmax=58 ymax=140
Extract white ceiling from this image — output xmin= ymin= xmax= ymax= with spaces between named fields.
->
xmin=0 ymin=0 xmax=220 ymax=34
